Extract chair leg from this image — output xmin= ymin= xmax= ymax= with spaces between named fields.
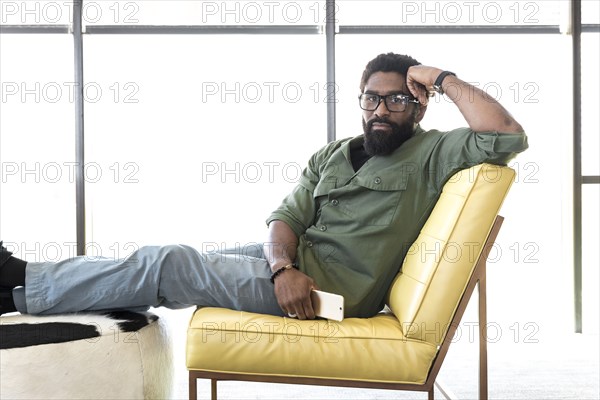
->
xmin=478 ymin=271 xmax=488 ymax=400
xmin=428 ymin=387 xmax=435 ymax=400
xmin=211 ymin=379 xmax=218 ymax=400
xmin=189 ymin=372 xmax=197 ymax=400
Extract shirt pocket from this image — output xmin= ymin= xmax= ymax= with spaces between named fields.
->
xmin=341 ymin=176 xmax=408 ymax=226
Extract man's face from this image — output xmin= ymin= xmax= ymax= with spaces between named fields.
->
xmin=361 ymin=71 xmax=421 ymax=156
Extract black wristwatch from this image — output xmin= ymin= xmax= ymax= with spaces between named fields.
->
xmin=433 ymin=71 xmax=456 ymax=95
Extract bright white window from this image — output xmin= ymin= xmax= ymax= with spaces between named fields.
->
xmin=0 ymin=35 xmax=76 ymax=261
xmin=83 ymin=34 xmax=326 ymax=253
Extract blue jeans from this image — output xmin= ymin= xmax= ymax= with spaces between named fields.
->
xmin=12 ymin=244 xmax=284 ymax=316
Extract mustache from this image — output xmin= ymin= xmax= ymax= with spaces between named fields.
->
xmin=366 ymin=116 xmax=396 ymax=130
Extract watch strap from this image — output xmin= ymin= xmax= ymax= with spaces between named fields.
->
xmin=433 ymin=71 xmax=456 ymax=95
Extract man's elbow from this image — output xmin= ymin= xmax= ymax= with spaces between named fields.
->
xmin=502 ymin=116 xmax=525 ymax=134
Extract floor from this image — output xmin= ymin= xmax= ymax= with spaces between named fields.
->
xmin=156 ymin=308 xmax=600 ymax=400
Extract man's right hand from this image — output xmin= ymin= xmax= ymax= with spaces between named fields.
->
xmin=273 ymin=268 xmax=319 ymax=320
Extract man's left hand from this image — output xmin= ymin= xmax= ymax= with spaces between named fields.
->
xmin=406 ymin=65 xmax=443 ymax=105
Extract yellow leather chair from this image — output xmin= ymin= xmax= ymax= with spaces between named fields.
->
xmin=186 ymin=163 xmax=515 ymax=400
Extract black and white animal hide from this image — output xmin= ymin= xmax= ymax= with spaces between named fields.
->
xmin=0 ymin=311 xmax=173 ymax=399
xmin=0 ymin=311 xmax=156 ymax=350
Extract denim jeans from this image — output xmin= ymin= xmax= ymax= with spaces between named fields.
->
xmin=12 ymin=244 xmax=284 ymax=316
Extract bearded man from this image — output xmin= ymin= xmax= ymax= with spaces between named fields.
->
xmin=1 ymin=53 xmax=527 ymax=318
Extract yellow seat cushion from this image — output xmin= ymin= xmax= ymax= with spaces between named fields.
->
xmin=187 ymin=307 xmax=437 ymax=384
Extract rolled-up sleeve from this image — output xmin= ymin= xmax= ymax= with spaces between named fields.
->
xmin=474 ymin=130 xmax=529 ymax=163
xmin=266 ymin=185 xmax=316 ymax=237
xmin=486 ymin=132 xmax=529 ymax=158
xmin=425 ymin=128 xmax=529 ymax=191
xmin=266 ymin=139 xmax=349 ymax=237
xmin=435 ymin=128 xmax=528 ymax=162
xmin=266 ymin=149 xmax=323 ymax=237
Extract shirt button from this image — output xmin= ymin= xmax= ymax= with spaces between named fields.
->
xmin=374 ymin=177 xmax=382 ymax=184
xmin=331 ymin=199 xmax=339 ymax=206
xmin=319 ymin=225 xmax=327 ymax=232
xmin=306 ymin=241 xmax=313 ymax=247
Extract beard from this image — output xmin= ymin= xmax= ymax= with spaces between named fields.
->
xmin=362 ymin=116 xmax=416 ymax=156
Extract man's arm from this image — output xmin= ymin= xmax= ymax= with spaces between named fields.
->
xmin=263 ymin=220 xmax=319 ymax=320
xmin=406 ymin=65 xmax=524 ymax=134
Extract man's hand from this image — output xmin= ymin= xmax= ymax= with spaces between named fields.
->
xmin=273 ymin=268 xmax=319 ymax=320
xmin=406 ymin=65 xmax=443 ymax=105
xmin=264 ymin=220 xmax=320 ymax=319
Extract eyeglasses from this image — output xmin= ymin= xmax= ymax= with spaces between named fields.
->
xmin=358 ymin=93 xmax=419 ymax=112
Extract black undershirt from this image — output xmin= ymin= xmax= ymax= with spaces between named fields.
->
xmin=350 ymin=145 xmax=372 ymax=172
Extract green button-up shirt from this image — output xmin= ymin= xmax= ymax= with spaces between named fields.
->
xmin=267 ymin=126 xmax=528 ymax=318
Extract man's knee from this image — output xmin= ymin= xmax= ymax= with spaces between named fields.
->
xmin=159 ymin=244 xmax=196 ymax=263
xmin=131 ymin=244 xmax=198 ymax=268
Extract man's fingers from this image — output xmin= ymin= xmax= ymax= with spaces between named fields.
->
xmin=406 ymin=79 xmax=428 ymax=105
xmin=414 ymin=82 xmax=429 ymax=105
xmin=274 ymin=269 xmax=318 ymax=319
xmin=406 ymin=78 xmax=420 ymax=100
xmin=303 ymin=303 xmax=316 ymax=320
xmin=281 ymin=294 xmax=315 ymax=320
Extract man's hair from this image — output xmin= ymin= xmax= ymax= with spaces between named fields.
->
xmin=360 ymin=53 xmax=421 ymax=92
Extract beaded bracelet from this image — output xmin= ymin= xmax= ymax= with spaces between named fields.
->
xmin=270 ymin=263 xmax=297 ymax=284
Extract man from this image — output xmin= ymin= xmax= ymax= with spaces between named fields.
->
xmin=0 ymin=53 xmax=528 ymax=318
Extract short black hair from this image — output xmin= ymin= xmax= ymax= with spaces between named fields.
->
xmin=360 ymin=53 xmax=421 ymax=91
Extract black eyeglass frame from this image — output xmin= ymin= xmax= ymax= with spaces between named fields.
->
xmin=358 ymin=93 xmax=420 ymax=112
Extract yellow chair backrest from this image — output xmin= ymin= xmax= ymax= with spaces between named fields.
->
xmin=387 ymin=163 xmax=515 ymax=345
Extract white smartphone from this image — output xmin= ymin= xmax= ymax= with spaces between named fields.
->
xmin=310 ymin=290 xmax=344 ymax=322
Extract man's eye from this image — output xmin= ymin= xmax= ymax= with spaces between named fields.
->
xmin=365 ymin=95 xmax=378 ymax=102
xmin=390 ymin=95 xmax=406 ymax=104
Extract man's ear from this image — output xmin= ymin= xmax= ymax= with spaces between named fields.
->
xmin=413 ymin=103 xmax=427 ymax=124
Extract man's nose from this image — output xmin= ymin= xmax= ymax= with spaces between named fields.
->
xmin=374 ymin=99 xmax=390 ymax=117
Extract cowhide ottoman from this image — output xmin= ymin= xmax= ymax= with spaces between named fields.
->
xmin=0 ymin=311 xmax=173 ymax=399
